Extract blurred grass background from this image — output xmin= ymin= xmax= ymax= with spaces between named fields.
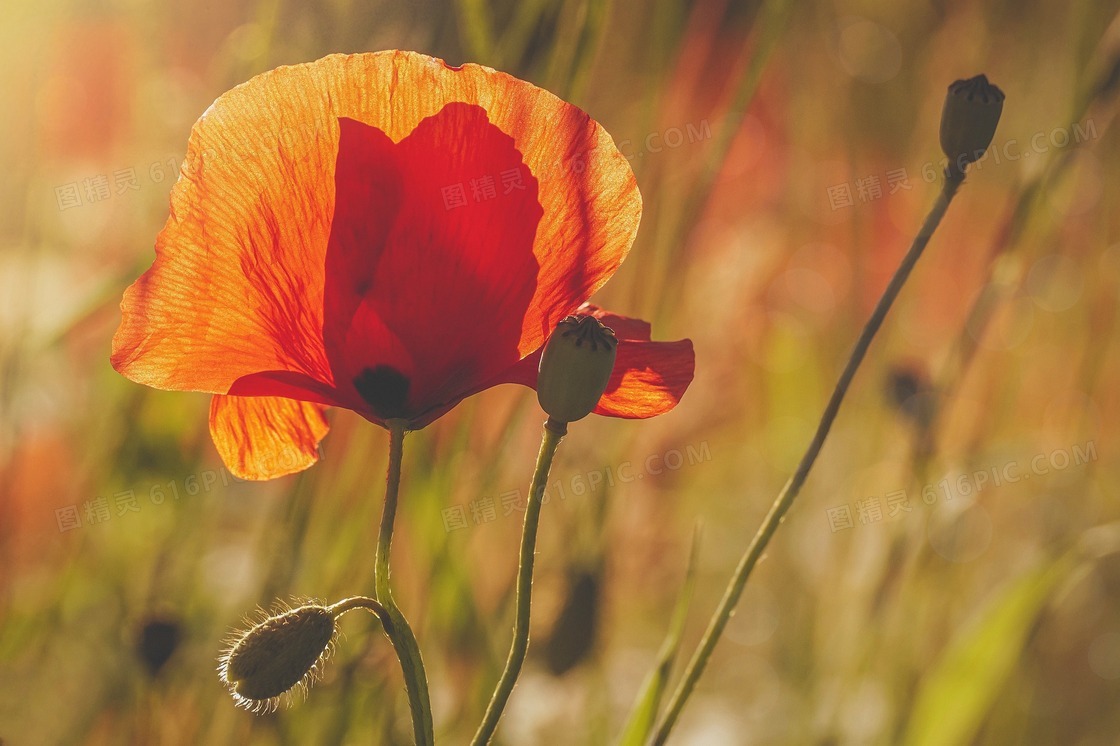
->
xmin=3 ymin=0 xmax=1120 ymax=743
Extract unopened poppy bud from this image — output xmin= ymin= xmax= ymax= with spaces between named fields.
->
xmin=940 ymin=74 xmax=1005 ymax=179
xmin=219 ymin=602 xmax=337 ymax=713
xmin=537 ymin=315 xmax=618 ymax=424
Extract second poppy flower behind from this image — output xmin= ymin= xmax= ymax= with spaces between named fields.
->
xmin=112 ymin=51 xmax=695 ymax=479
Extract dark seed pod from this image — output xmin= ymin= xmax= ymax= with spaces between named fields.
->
xmin=940 ymin=74 xmax=1005 ymax=179
xmin=537 ymin=315 xmax=618 ymax=424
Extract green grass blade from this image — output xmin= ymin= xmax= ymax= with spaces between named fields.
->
xmin=901 ymin=557 xmax=1076 ymax=746
xmin=455 ymin=0 xmax=496 ymax=61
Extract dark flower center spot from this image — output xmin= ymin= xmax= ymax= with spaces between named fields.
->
xmin=354 ymin=366 xmax=410 ymax=419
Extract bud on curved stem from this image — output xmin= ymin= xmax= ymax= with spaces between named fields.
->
xmin=536 ymin=315 xmax=618 ymax=424
xmin=218 ymin=596 xmax=385 ymax=713
xmin=650 ymin=119 xmax=989 ymax=741
xmin=940 ymin=74 xmax=1005 ymax=180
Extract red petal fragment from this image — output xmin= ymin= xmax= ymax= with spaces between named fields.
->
xmin=227 ymin=370 xmax=344 ymax=408
xmin=593 ymin=337 xmax=695 ymax=418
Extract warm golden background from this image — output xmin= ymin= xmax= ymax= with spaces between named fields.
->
xmin=3 ymin=0 xmax=1120 ymax=743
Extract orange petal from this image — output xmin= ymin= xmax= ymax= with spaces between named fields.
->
xmin=209 ymin=396 xmax=329 ymax=480
xmin=112 ymin=51 xmax=639 ymax=398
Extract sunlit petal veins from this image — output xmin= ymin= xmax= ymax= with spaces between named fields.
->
xmin=209 ymin=395 xmax=330 ymax=480
xmin=584 ymin=308 xmax=694 ymax=418
xmin=592 ymin=337 xmax=695 ymax=418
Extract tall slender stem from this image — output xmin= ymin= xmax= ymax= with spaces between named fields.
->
xmin=377 ymin=419 xmax=434 ymax=746
xmin=649 ymin=175 xmax=963 ymax=745
xmin=472 ymin=418 xmax=568 ymax=746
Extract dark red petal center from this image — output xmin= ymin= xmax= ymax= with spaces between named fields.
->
xmin=323 ymin=104 xmax=544 ymax=424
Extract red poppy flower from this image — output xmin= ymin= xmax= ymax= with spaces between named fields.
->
xmin=112 ymin=51 xmax=694 ymax=480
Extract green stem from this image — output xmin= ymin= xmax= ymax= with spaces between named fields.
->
xmin=376 ymin=419 xmax=434 ymax=746
xmin=471 ymin=418 xmax=568 ymax=746
xmin=649 ymin=175 xmax=963 ymax=745
xmin=327 ymin=595 xmax=388 ymax=619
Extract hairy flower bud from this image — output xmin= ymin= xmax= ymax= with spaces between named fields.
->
xmin=219 ymin=601 xmax=337 ymax=713
xmin=940 ymin=74 xmax=1005 ymax=179
xmin=537 ymin=315 xmax=618 ymax=424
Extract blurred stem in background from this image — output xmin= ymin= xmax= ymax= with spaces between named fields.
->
xmin=472 ymin=418 xmax=567 ymax=745
xmin=642 ymin=0 xmax=793 ymax=324
xmin=650 ymin=171 xmax=966 ymax=744
xmin=376 ymin=420 xmax=434 ymax=746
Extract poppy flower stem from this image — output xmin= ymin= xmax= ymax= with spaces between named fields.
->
xmin=376 ymin=419 xmax=434 ymax=746
xmin=471 ymin=417 xmax=568 ymax=746
xmin=648 ymin=173 xmax=964 ymax=745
